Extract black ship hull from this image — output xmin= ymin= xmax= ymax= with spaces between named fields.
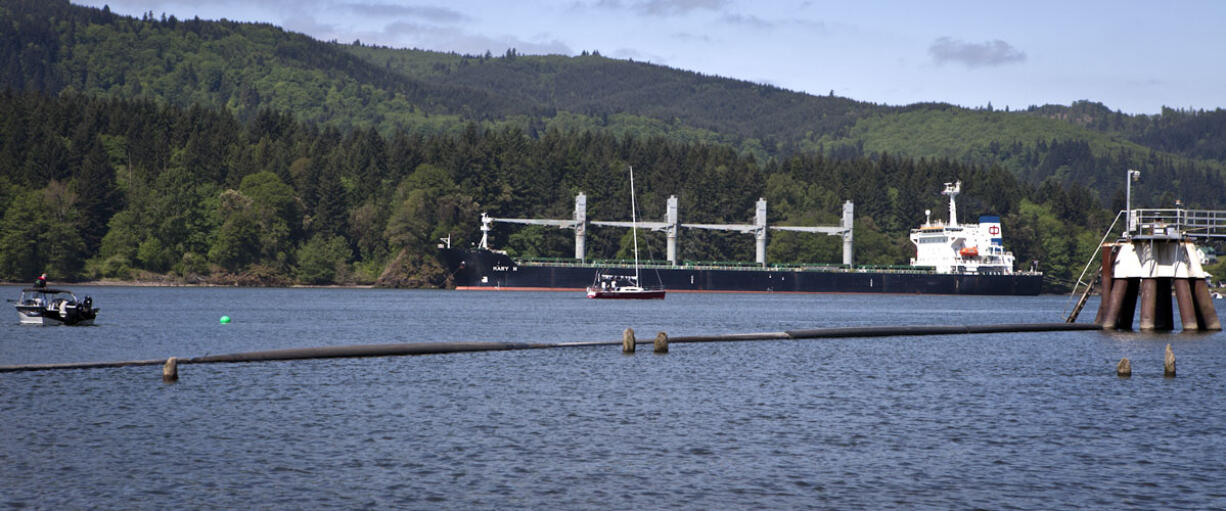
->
xmin=441 ymin=249 xmax=1043 ymax=295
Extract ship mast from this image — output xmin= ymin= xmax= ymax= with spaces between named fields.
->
xmin=943 ymin=181 xmax=961 ymax=227
xmin=630 ymin=165 xmax=640 ymax=283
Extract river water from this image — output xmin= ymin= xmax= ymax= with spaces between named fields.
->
xmin=2 ymin=286 xmax=1225 ymax=509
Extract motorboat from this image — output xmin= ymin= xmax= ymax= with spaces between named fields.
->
xmin=15 ymin=287 xmax=99 ymax=325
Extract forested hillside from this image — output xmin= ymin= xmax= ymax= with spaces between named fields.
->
xmin=822 ymin=106 xmax=1226 ymax=208
xmin=0 ymin=0 xmax=532 ymax=132
xmin=7 ymin=0 xmax=1226 ymax=189
xmin=346 ymin=45 xmax=875 ymax=150
xmin=1023 ymin=101 xmax=1226 ymax=162
xmin=0 ymin=90 xmax=1128 ymax=288
xmin=344 ymin=47 xmax=1226 ymax=207
xmin=2 ymin=0 xmax=1225 ymax=289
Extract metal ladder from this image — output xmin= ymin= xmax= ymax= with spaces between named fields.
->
xmin=1064 ymin=211 xmax=1123 ymax=323
xmin=1065 ymin=273 xmax=1100 ymax=323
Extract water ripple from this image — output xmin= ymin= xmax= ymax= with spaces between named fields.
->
xmin=2 ymin=289 xmax=1225 ymax=509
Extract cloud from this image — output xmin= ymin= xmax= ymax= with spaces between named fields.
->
xmin=637 ymin=0 xmax=727 ymax=15
xmin=611 ymin=47 xmax=665 ymax=63
xmin=282 ymin=14 xmax=338 ymax=38
xmin=1126 ymin=78 xmax=1165 ymax=88
xmin=721 ymin=13 xmax=773 ymax=30
xmin=589 ymin=0 xmax=626 ymax=8
xmin=577 ymin=0 xmax=727 ymax=16
xmin=380 ymin=21 xmax=571 ymax=56
xmin=671 ymin=31 xmax=714 ymax=43
xmin=787 ymin=18 xmax=829 ymax=34
xmin=929 ymin=37 xmax=1026 ymax=68
xmin=343 ymin=3 xmax=468 ymax=23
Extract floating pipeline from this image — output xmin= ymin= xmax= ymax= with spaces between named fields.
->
xmin=0 ymin=323 xmax=1102 ymax=373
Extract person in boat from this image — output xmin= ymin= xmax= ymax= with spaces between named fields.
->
xmin=34 ymin=273 xmax=46 ymax=288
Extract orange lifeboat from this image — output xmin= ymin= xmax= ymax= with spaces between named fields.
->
xmin=959 ymin=246 xmax=979 ymax=258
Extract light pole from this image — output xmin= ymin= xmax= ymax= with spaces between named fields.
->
xmin=1125 ymin=169 xmax=1140 ymax=236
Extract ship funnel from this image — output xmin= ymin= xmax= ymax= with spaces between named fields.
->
xmin=980 ymin=216 xmax=1002 ymax=245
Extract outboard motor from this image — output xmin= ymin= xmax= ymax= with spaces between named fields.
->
xmin=82 ymin=296 xmax=93 ymax=312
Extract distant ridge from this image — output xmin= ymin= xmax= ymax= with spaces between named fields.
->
xmin=2 ymin=0 xmax=1224 ymax=199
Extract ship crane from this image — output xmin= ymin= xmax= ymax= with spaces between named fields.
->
xmin=480 ymin=193 xmax=589 ymax=260
xmin=591 ymin=195 xmax=680 ymax=263
xmin=769 ymin=201 xmax=855 ymax=266
xmin=484 ymin=193 xmax=854 ymax=267
xmin=682 ymin=198 xmax=770 ymax=266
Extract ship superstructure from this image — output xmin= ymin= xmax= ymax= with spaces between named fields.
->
xmin=909 ymin=181 xmax=1017 ymax=275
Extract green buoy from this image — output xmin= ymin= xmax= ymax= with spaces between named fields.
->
xmin=219 ymin=315 xmax=231 ymax=324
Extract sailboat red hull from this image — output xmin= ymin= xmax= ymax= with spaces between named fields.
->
xmin=586 ymin=288 xmax=666 ymax=299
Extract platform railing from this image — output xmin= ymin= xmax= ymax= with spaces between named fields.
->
xmin=1130 ymin=208 xmax=1226 ymax=238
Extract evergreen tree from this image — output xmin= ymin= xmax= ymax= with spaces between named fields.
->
xmin=73 ymin=135 xmax=120 ymax=253
xmin=312 ymin=153 xmax=349 ymax=238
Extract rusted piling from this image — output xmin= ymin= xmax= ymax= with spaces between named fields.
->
xmin=1139 ymin=278 xmax=1177 ymax=331
xmin=1116 ymin=358 xmax=1131 ymax=377
xmin=1192 ymin=279 xmax=1222 ymax=330
xmin=653 ymin=332 xmax=669 ymax=354
xmin=162 ymin=357 xmax=178 ymax=383
xmin=622 ymin=328 xmax=636 ymax=354
xmin=1139 ymin=278 xmax=1158 ymax=331
xmin=1102 ymin=277 xmax=1131 ymax=329
xmin=1174 ymin=279 xmax=1199 ymax=331
xmin=1095 ymin=245 xmax=1117 ymax=325
xmin=1164 ymin=344 xmax=1176 ymax=377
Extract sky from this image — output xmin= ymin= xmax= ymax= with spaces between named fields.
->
xmin=75 ymin=0 xmax=1226 ymax=114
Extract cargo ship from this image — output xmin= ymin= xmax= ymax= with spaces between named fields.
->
xmin=438 ymin=181 xmax=1043 ymax=295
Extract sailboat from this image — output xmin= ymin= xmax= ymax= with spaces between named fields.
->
xmin=586 ymin=166 xmax=666 ymax=299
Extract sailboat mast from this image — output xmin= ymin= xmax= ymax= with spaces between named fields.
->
xmin=629 ymin=165 xmax=640 ymax=282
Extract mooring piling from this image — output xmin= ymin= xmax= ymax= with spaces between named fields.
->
xmin=1117 ymin=358 xmax=1132 ymax=377
xmin=1192 ymin=279 xmax=1222 ymax=330
xmin=1094 ymin=245 xmax=1118 ymax=324
xmin=653 ymin=332 xmax=669 ymax=354
xmin=622 ymin=328 xmax=636 ymax=354
xmin=1164 ymin=344 xmax=1177 ymax=377
xmin=1174 ymin=279 xmax=1199 ymax=331
xmin=162 ymin=357 xmax=178 ymax=383
xmin=1139 ymin=278 xmax=1159 ymax=331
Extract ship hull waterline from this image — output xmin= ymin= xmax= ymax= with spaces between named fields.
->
xmin=442 ymin=249 xmax=1043 ymax=296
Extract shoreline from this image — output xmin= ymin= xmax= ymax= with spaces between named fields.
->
xmin=3 ymin=279 xmax=1222 ymax=296
xmin=0 ymin=279 xmax=380 ymax=289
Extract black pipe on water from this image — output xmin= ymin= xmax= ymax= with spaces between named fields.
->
xmin=0 ymin=323 xmax=1101 ymax=373
xmin=187 ymin=341 xmax=553 ymax=364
